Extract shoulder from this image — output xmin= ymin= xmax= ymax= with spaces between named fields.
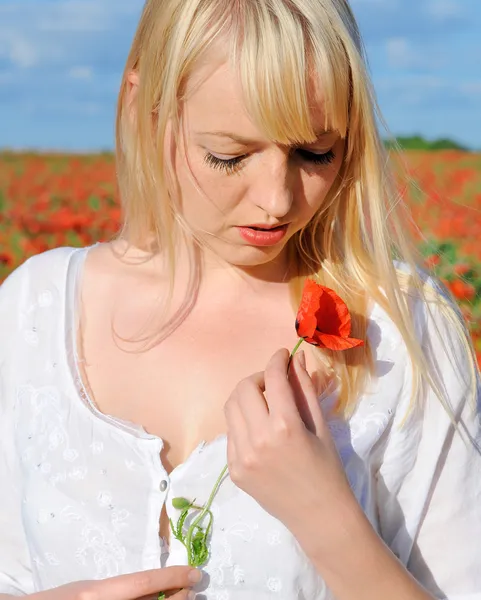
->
xmin=366 ymin=264 xmax=479 ymax=489
xmin=0 ymin=246 xmax=82 ymax=315
xmin=0 ymin=245 xmax=86 ymax=343
xmin=79 ymin=240 xmax=170 ymax=309
xmin=0 ymin=246 xmax=80 ymax=295
xmin=394 ymin=259 xmax=472 ymax=369
xmin=365 ymin=258 xmax=476 ymax=411
xmin=380 ymin=260 xmax=478 ymax=426
xmin=379 ymin=258 xmax=462 ymax=344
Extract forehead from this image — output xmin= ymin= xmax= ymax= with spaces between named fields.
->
xmin=181 ymin=56 xmax=328 ymax=140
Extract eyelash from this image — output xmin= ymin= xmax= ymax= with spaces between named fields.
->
xmin=203 ymin=148 xmax=336 ymax=175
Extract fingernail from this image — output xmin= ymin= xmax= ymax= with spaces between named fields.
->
xmin=188 ymin=591 xmax=196 ymax=599
xmin=298 ymin=350 xmax=306 ymax=368
xmin=188 ymin=568 xmax=203 ymax=583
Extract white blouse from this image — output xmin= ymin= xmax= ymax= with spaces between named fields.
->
xmin=0 ymin=244 xmax=480 ymax=599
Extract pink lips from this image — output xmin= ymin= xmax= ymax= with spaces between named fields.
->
xmin=237 ymin=224 xmax=289 ymax=246
xmin=244 ymin=223 xmax=287 ymax=230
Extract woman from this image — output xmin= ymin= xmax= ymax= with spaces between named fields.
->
xmin=0 ymin=0 xmax=480 ymax=599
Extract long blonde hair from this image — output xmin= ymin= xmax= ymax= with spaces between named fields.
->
xmin=113 ymin=0 xmax=479 ymax=427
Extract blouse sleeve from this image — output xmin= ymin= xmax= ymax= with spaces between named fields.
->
xmin=375 ymin=290 xmax=481 ymax=599
xmin=0 ymin=261 xmax=36 ymax=596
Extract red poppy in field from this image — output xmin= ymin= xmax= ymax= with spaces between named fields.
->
xmin=0 ymin=250 xmax=14 ymax=267
xmin=449 ymin=279 xmax=476 ymax=301
xmin=425 ymin=254 xmax=441 ymax=268
xmin=295 ymin=279 xmax=364 ymax=351
xmin=454 ymin=263 xmax=471 ymax=276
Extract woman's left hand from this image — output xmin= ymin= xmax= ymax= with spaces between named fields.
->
xmin=224 ymin=347 xmax=356 ymax=538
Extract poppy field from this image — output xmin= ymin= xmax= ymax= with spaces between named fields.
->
xmin=0 ymin=150 xmax=480 ymax=366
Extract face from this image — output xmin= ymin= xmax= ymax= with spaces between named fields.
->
xmin=164 ymin=56 xmax=345 ymax=282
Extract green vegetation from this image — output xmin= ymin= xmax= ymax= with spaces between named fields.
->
xmin=384 ymin=135 xmax=470 ymax=152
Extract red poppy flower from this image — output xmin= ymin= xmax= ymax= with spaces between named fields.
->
xmin=295 ymin=279 xmax=364 ymax=351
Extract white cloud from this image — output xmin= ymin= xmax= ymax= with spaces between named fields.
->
xmin=68 ymin=66 xmax=93 ymax=80
xmin=376 ymin=74 xmax=447 ymax=106
xmin=0 ymin=25 xmax=65 ymax=69
xmin=377 ymin=75 xmax=448 ymax=90
xmin=0 ymin=0 xmax=143 ymax=69
xmin=425 ymin=0 xmax=464 ymax=20
xmin=385 ymin=37 xmax=446 ymax=70
xmin=375 ymin=75 xmax=481 ymax=110
xmin=386 ymin=37 xmax=411 ymax=69
xmin=36 ymin=1 xmax=130 ymax=33
xmin=7 ymin=35 xmax=37 ymax=68
xmin=459 ymin=82 xmax=481 ymax=99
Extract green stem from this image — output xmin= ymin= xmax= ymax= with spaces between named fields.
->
xmin=287 ymin=337 xmax=304 ymax=373
xmin=185 ymin=464 xmax=228 ymax=564
xmin=160 ymin=338 xmax=305 ymax=599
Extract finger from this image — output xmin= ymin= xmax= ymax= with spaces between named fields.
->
xmin=226 ymin=407 xmax=242 ymax=481
xmin=263 ymin=348 xmax=301 ymax=421
xmin=243 ymin=370 xmax=265 ymax=393
xmin=226 ymin=420 xmax=238 ymax=467
xmin=168 ymin=589 xmax=196 ymax=600
xmin=88 ymin=566 xmax=201 ymax=600
xmin=225 ymin=397 xmax=251 ymax=458
xmin=288 ymin=351 xmax=325 ymax=435
xmin=235 ymin=374 xmax=270 ymax=427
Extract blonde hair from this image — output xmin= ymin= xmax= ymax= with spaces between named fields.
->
xmin=113 ymin=0 xmax=479 ymax=429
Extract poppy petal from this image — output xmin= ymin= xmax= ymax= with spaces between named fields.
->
xmin=296 ymin=281 xmax=322 ymax=320
xmin=316 ymin=286 xmax=352 ymax=337
xmin=317 ymin=333 xmax=364 ymax=351
xmin=296 ymin=314 xmax=318 ymax=339
xmin=295 ymin=279 xmax=362 ymax=352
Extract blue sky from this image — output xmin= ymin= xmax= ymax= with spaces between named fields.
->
xmin=1 ymin=0 xmax=480 ymax=151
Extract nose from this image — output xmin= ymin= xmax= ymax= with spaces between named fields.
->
xmin=252 ymin=151 xmax=295 ymax=219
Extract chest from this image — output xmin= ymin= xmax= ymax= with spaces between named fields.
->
xmin=76 ymin=285 xmax=324 ymax=474
xmin=13 ymin=367 xmax=378 ymax=599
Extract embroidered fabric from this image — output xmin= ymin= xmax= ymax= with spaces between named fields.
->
xmin=0 ymin=245 xmax=480 ymax=599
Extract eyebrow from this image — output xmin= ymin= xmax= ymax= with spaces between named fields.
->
xmin=195 ymin=128 xmax=336 ymax=144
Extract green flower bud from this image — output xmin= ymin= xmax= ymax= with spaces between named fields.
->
xmin=172 ymin=496 xmax=192 ymax=510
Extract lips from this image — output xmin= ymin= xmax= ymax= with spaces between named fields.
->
xmin=243 ymin=224 xmax=288 ymax=231
xmin=237 ymin=224 xmax=289 ymax=246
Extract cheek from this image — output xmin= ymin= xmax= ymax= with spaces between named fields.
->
xmin=174 ymin=146 xmax=244 ymax=221
xmin=171 ymin=143 xmax=211 ymax=209
xmin=301 ymin=146 xmax=345 ymax=215
xmin=301 ymin=168 xmax=341 ymax=215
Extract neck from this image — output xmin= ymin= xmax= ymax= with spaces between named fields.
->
xmin=176 ymin=235 xmax=299 ymax=294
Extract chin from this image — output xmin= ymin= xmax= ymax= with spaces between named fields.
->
xmin=210 ymin=238 xmax=292 ymax=268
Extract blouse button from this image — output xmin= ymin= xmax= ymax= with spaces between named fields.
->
xmin=159 ymin=479 xmax=168 ymax=492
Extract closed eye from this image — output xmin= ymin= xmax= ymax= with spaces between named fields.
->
xmin=204 ymin=148 xmax=336 ymax=175
xmin=296 ymin=149 xmax=336 ymax=166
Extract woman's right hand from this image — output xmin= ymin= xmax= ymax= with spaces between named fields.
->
xmin=26 ymin=566 xmax=202 ymax=600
